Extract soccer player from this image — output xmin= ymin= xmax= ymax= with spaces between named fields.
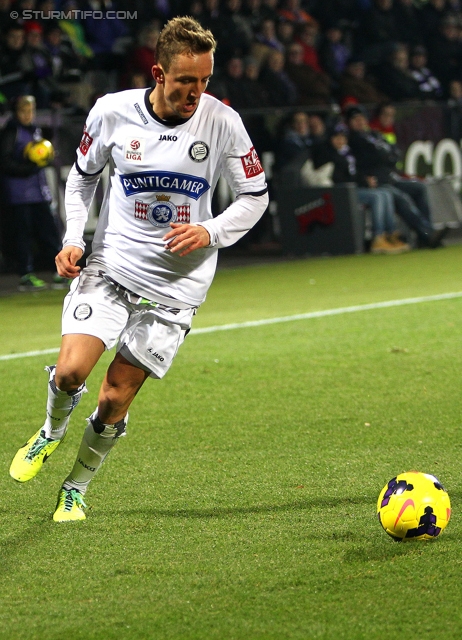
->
xmin=9 ymin=17 xmax=268 ymax=522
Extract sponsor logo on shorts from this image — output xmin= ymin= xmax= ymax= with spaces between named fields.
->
xmin=79 ymin=126 xmax=93 ymax=156
xmin=189 ymin=141 xmax=209 ymax=162
xmin=134 ymin=102 xmax=148 ymax=125
xmin=73 ymin=303 xmax=92 ymax=320
xmin=134 ymin=198 xmax=190 ymax=224
xmin=241 ymin=146 xmax=263 ymax=178
xmin=124 ymin=137 xmax=145 ymax=162
xmin=120 ymin=171 xmax=210 ymax=200
xmin=147 ymin=348 xmax=164 ymax=361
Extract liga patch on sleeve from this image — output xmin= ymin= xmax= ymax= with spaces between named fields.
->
xmin=79 ymin=127 xmax=93 ymax=156
xmin=240 ymin=147 xmax=263 ymax=178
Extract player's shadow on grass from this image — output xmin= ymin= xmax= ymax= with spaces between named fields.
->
xmin=123 ymin=493 xmax=376 ymax=520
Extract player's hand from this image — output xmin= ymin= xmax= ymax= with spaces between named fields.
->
xmin=55 ymin=245 xmax=84 ymax=278
xmin=163 ymin=223 xmax=211 ymax=257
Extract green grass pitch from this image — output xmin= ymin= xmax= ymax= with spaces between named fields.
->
xmin=1 ymin=245 xmax=462 ymax=639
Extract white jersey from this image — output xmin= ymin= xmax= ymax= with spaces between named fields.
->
xmin=64 ymin=89 xmax=268 ymax=307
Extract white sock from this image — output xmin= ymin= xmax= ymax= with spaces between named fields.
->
xmin=63 ymin=410 xmax=127 ymax=495
xmin=42 ymin=365 xmax=87 ymax=440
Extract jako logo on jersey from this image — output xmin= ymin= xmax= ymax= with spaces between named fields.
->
xmin=124 ymin=138 xmax=145 ymax=162
xmin=134 ymin=102 xmax=148 ymax=125
xmin=120 ymin=171 xmax=210 ymax=200
xmin=241 ymin=147 xmax=264 ymax=178
xmin=79 ymin=126 xmax=93 ymax=156
xmin=159 ymin=135 xmax=178 ymax=141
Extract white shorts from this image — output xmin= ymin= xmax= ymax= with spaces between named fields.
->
xmin=62 ymin=269 xmax=195 ymax=379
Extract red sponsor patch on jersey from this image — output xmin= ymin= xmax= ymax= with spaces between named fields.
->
xmin=240 ymin=147 xmax=263 ymax=178
xmin=79 ymin=127 xmax=93 ymax=156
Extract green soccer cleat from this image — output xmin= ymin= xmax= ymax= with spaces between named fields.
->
xmin=18 ymin=273 xmax=47 ymax=292
xmin=53 ymin=488 xmax=87 ymax=522
xmin=9 ymin=429 xmax=62 ymax=482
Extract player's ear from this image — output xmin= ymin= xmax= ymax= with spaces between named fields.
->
xmin=152 ymin=65 xmax=164 ymax=84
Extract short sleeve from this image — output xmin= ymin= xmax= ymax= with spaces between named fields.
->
xmin=75 ymin=97 xmax=111 ymax=176
xmin=220 ymin=115 xmax=267 ymax=197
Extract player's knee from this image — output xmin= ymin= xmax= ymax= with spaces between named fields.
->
xmin=55 ymin=368 xmax=86 ymax=392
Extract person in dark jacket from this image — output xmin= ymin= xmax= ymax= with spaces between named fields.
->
xmin=0 ymin=95 xmax=62 ymax=289
xmin=312 ymin=120 xmax=410 ymax=253
xmin=345 ymin=105 xmax=448 ymax=247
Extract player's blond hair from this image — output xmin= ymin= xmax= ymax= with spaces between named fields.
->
xmin=156 ymin=16 xmax=216 ymax=72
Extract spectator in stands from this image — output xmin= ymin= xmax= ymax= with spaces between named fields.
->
xmin=0 ymin=0 xmax=16 ymax=35
xmin=213 ymin=0 xmax=254 ymax=64
xmin=44 ymin=24 xmax=92 ymax=109
xmin=339 ymin=56 xmax=387 ymax=105
xmin=81 ymin=0 xmax=129 ymax=71
xmin=276 ymin=110 xmax=312 ymax=168
xmin=357 ymin=0 xmax=400 ymax=65
xmin=308 ymin=112 xmax=327 ymax=144
xmin=251 ymin=18 xmax=284 ymax=67
xmin=59 ymin=0 xmax=94 ymax=60
xmin=408 ymin=45 xmax=443 ymax=99
xmin=278 ymin=0 xmax=314 ymax=24
xmin=242 ymin=0 xmax=267 ymax=33
xmin=260 ymin=0 xmax=279 ymax=22
xmin=0 ymin=95 xmax=62 ymax=290
xmin=318 ymin=21 xmax=351 ymax=84
xmin=346 ymin=105 xmax=448 ymax=247
xmin=426 ymin=14 xmax=462 ymax=96
xmin=22 ymin=21 xmax=67 ymax=108
xmin=392 ymin=0 xmax=423 ymax=49
xmin=312 ymin=120 xmax=411 ymax=253
xmin=276 ymin=19 xmax=295 ymax=49
xmin=448 ymin=78 xmax=462 ymax=105
xmin=122 ymin=23 xmax=159 ymax=89
xmin=373 ymin=43 xmax=427 ymax=101
xmin=0 ymin=24 xmax=31 ymax=101
xmin=285 ymin=41 xmax=332 ymax=105
xmin=259 ymin=49 xmax=297 ymax=106
xmin=369 ymin=101 xmax=398 ymax=144
xmin=418 ymin=0 xmax=451 ymax=46
xmin=295 ymin=21 xmax=323 ymax=72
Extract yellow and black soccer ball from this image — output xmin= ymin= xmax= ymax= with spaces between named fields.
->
xmin=24 ymin=138 xmax=54 ymax=167
xmin=377 ymin=471 xmax=451 ymax=541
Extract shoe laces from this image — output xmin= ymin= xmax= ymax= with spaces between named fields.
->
xmin=25 ymin=432 xmax=51 ymax=461
xmin=62 ymin=489 xmax=87 ymax=512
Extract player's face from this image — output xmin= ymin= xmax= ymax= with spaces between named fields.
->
xmin=153 ymin=51 xmax=213 ymax=120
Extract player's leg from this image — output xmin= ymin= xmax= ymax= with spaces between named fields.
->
xmin=10 ymin=269 xmax=129 ymax=483
xmin=9 ymin=334 xmax=105 ymax=482
xmin=53 ymin=303 xmax=195 ymax=522
xmin=53 ymin=353 xmax=149 ymax=522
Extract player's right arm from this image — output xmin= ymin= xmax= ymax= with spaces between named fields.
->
xmin=61 ymin=97 xmax=111 ymax=268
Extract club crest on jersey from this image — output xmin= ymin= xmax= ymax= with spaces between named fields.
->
xmin=124 ymin=137 xmax=145 ymax=162
xmin=148 ymin=195 xmax=177 ymax=227
xmin=135 ymin=197 xmax=190 ymax=225
xmin=189 ymin=141 xmax=209 ymax=162
xmin=121 ymin=171 xmax=210 ymax=200
xmin=241 ymin=146 xmax=264 ymax=178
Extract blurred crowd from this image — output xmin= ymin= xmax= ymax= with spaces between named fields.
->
xmin=1 ymin=0 xmax=461 ymax=285
xmin=1 ymin=0 xmax=462 ymax=112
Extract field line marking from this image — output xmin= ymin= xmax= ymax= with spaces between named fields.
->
xmin=191 ymin=291 xmax=462 ymax=334
xmin=1 ymin=291 xmax=461 ymax=361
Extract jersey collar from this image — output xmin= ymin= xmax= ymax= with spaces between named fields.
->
xmin=144 ymin=88 xmax=191 ymax=127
